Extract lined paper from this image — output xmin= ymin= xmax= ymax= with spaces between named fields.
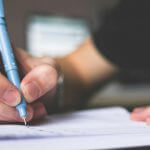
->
xmin=0 ymin=107 xmax=150 ymax=150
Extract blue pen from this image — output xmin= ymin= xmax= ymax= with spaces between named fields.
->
xmin=0 ymin=0 xmax=27 ymax=125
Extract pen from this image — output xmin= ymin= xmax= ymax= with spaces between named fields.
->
xmin=0 ymin=0 xmax=27 ymax=125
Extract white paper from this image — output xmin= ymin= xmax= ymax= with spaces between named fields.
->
xmin=0 ymin=107 xmax=150 ymax=150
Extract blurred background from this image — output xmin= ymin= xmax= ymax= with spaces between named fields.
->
xmin=4 ymin=0 xmax=150 ymax=110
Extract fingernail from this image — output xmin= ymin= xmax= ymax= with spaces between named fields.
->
xmin=2 ymin=90 xmax=21 ymax=106
xmin=23 ymin=81 xmax=41 ymax=102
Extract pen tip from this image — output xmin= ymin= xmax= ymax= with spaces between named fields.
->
xmin=22 ymin=117 xmax=27 ymax=126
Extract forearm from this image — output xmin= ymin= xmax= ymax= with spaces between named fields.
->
xmin=55 ymin=37 xmax=118 ymax=110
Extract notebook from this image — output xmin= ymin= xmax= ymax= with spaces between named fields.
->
xmin=0 ymin=107 xmax=150 ymax=150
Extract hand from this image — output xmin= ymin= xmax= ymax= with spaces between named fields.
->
xmin=0 ymin=48 xmax=59 ymax=123
xmin=131 ymin=106 xmax=150 ymax=124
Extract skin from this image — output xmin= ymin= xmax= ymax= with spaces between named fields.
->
xmin=57 ymin=37 xmax=150 ymax=124
xmin=130 ymin=107 xmax=150 ymax=125
xmin=56 ymin=37 xmax=118 ymax=109
xmin=0 ymin=48 xmax=59 ymax=123
xmin=0 ymin=37 xmax=148 ymax=124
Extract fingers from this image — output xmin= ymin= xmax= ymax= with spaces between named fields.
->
xmin=14 ymin=48 xmax=58 ymax=74
xmin=21 ymin=64 xmax=58 ymax=103
xmin=39 ymin=56 xmax=60 ymax=73
xmin=131 ymin=107 xmax=145 ymax=113
xmin=131 ymin=107 xmax=150 ymax=124
xmin=0 ymin=48 xmax=53 ymax=123
xmin=0 ymin=102 xmax=46 ymax=123
xmin=32 ymin=102 xmax=47 ymax=120
xmin=0 ymin=102 xmax=33 ymax=123
xmin=0 ymin=73 xmax=21 ymax=106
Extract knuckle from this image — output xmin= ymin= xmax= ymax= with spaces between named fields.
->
xmin=40 ymin=57 xmax=56 ymax=66
xmin=40 ymin=57 xmax=60 ymax=73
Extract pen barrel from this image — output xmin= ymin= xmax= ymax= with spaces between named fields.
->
xmin=0 ymin=0 xmax=4 ymax=18
xmin=0 ymin=17 xmax=27 ymax=118
xmin=0 ymin=18 xmax=19 ymax=86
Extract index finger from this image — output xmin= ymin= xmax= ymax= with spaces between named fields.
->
xmin=21 ymin=64 xmax=58 ymax=103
